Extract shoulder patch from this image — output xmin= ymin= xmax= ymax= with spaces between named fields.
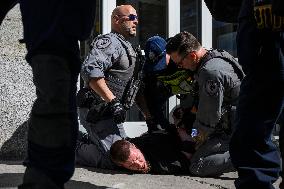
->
xmin=205 ymin=80 xmax=219 ymax=96
xmin=95 ymin=37 xmax=111 ymax=49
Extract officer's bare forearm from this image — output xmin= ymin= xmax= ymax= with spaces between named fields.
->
xmin=89 ymin=78 xmax=115 ymax=102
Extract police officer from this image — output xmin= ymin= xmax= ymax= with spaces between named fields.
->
xmin=12 ymin=0 xmax=97 ymax=188
xmin=136 ymin=35 xmax=196 ymax=133
xmin=76 ymin=5 xmax=139 ymax=169
xmin=136 ymin=36 xmax=175 ymax=133
xmin=229 ymin=0 xmax=284 ymax=188
xmin=166 ymin=31 xmax=244 ymax=177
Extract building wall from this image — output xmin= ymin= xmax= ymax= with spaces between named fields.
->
xmin=0 ymin=5 xmax=34 ymax=160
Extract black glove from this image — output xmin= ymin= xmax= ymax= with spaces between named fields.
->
xmin=76 ymin=87 xmax=97 ymax=108
xmin=109 ymin=98 xmax=126 ymax=124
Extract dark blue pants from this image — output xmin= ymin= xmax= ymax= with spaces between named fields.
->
xmin=17 ymin=0 xmax=96 ymax=188
xmin=19 ymin=55 xmax=80 ymax=189
xmin=229 ymin=4 xmax=284 ymax=189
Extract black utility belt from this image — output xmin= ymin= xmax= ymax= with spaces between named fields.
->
xmin=254 ymin=4 xmax=284 ymax=31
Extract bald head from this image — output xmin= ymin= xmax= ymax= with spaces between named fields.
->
xmin=111 ymin=5 xmax=138 ymax=39
xmin=112 ymin=5 xmax=135 ymax=17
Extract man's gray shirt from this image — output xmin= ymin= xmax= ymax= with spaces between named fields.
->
xmin=193 ymin=56 xmax=242 ymax=134
xmin=189 ymin=55 xmax=242 ymax=176
xmin=81 ymin=32 xmax=136 ymax=84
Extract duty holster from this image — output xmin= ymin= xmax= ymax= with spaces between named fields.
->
xmin=76 ymin=87 xmax=111 ymax=123
xmin=85 ymin=102 xmax=111 ymax=124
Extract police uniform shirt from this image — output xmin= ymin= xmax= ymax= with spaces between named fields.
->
xmin=193 ymin=57 xmax=241 ymax=133
xmin=81 ymin=32 xmax=136 ymax=84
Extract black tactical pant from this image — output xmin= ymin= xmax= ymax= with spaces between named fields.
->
xmin=229 ymin=1 xmax=284 ymax=188
xmin=19 ymin=54 xmax=80 ymax=189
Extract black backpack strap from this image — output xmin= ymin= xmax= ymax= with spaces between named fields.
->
xmin=115 ymin=36 xmax=144 ymax=80
xmin=115 ymin=35 xmax=133 ymax=66
xmin=200 ymin=49 xmax=245 ymax=80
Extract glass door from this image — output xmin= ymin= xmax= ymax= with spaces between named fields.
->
xmin=117 ymin=0 xmax=168 ymax=121
xmin=80 ymin=0 xmax=102 ymax=61
xmin=117 ymin=0 xmax=168 ymax=49
xmin=180 ymin=0 xmax=201 ymax=40
xmin=212 ymin=20 xmax=238 ymax=57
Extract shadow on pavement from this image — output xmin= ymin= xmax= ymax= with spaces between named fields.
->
xmin=0 ymin=121 xmax=28 ymax=161
xmin=82 ymin=166 xmax=133 ymax=175
xmin=0 ymin=160 xmax=23 ymax=165
xmin=212 ymin=176 xmax=236 ymax=181
xmin=82 ymin=165 xmax=237 ymax=182
xmin=0 ymin=173 xmax=109 ymax=189
xmin=66 ymin=180 xmax=109 ymax=189
xmin=0 ymin=173 xmax=23 ymax=187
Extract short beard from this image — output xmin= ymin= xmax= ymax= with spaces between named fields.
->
xmin=122 ymin=24 xmax=136 ymax=37
xmin=129 ymin=31 xmax=136 ymax=37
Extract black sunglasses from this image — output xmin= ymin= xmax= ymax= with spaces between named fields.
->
xmin=117 ymin=14 xmax=138 ymax=21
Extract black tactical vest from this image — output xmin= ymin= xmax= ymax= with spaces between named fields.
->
xmin=199 ymin=49 xmax=245 ymax=105
xmin=200 ymin=49 xmax=245 ymax=81
xmin=104 ymin=33 xmax=137 ymax=100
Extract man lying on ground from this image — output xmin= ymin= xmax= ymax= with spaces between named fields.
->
xmin=110 ymin=107 xmax=235 ymax=176
xmin=110 ymin=128 xmax=195 ymax=174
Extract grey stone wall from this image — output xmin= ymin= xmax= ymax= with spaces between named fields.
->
xmin=0 ymin=5 xmax=35 ymax=160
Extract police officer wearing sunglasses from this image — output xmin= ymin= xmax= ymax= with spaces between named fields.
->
xmin=76 ymin=5 xmax=140 ymax=169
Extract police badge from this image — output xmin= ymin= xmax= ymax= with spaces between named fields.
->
xmin=95 ymin=37 xmax=111 ymax=49
xmin=205 ymin=79 xmax=219 ymax=96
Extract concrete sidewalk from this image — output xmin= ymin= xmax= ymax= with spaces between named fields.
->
xmin=0 ymin=161 xmax=281 ymax=189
